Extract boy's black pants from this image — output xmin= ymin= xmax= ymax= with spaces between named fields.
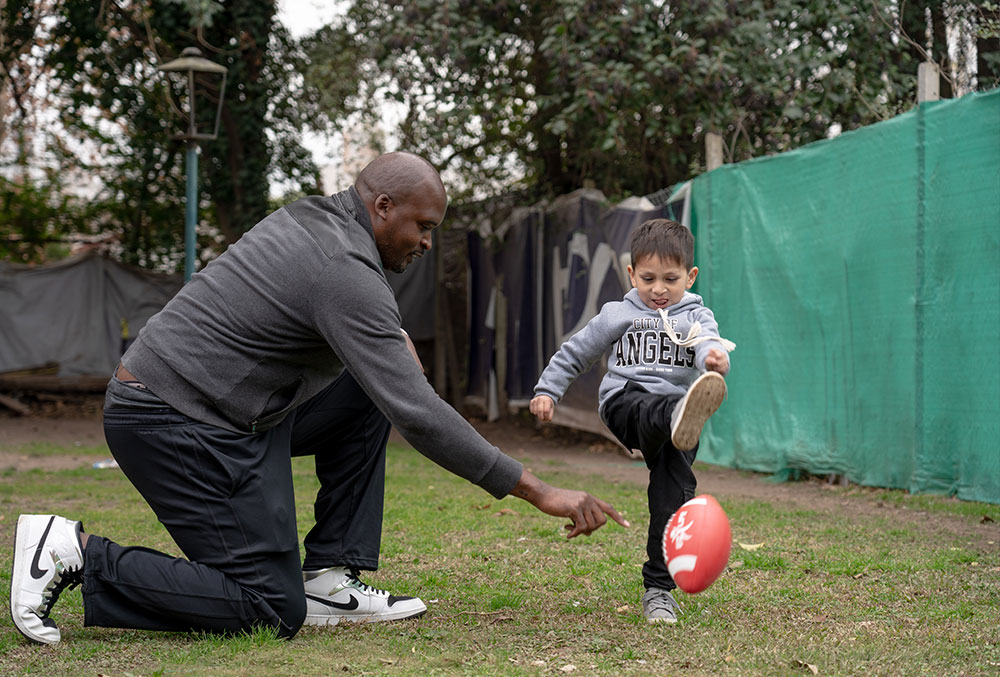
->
xmin=90 ymin=371 xmax=390 ymax=638
xmin=602 ymin=382 xmax=698 ymax=591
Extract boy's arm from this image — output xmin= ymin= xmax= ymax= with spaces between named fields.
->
xmin=692 ymin=306 xmax=732 ymax=375
xmin=532 ymin=307 xmax=619 ymax=408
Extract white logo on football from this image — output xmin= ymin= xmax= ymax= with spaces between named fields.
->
xmin=669 ymin=510 xmax=694 ymax=550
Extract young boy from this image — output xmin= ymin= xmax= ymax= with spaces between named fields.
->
xmin=530 ymin=218 xmax=734 ymax=624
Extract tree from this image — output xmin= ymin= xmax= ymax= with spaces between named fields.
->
xmin=0 ymin=0 xmax=91 ymax=262
xmin=303 ymin=0 xmax=997 ymax=202
xmin=1 ymin=0 xmax=45 ymax=174
xmin=1 ymin=0 xmax=321 ymax=267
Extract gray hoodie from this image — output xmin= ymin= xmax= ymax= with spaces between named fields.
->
xmin=122 ymin=187 xmax=522 ymax=499
xmin=534 ymin=288 xmax=727 ymax=417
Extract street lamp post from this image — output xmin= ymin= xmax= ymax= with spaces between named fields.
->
xmin=157 ymin=47 xmax=227 ymax=282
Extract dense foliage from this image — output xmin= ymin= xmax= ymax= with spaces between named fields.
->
xmin=1 ymin=0 xmax=321 ymax=267
xmin=2 ymin=1 xmax=997 ymax=265
xmin=304 ymin=0 xmax=998 ymax=201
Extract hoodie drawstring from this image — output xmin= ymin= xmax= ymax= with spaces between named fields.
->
xmin=657 ymin=309 xmax=736 ymax=352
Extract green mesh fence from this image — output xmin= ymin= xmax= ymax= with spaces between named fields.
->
xmin=690 ymin=88 xmax=1000 ymax=503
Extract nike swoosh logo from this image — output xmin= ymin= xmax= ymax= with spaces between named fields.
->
xmin=29 ymin=516 xmax=55 ymax=580
xmin=306 ymin=593 xmax=359 ymax=611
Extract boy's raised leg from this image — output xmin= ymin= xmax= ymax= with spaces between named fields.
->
xmin=670 ymin=372 xmax=727 ymax=451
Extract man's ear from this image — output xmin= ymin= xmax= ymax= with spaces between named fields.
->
xmin=374 ymin=193 xmax=393 ymax=220
xmin=686 ymin=266 xmax=699 ymax=289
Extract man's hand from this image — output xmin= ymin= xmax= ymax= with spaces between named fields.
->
xmin=529 ymin=395 xmax=555 ymax=422
xmin=511 ymin=469 xmax=629 ymax=538
xmin=705 ymin=348 xmax=730 ymax=376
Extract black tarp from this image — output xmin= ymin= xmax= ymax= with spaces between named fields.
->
xmin=0 ymin=252 xmax=183 ymax=377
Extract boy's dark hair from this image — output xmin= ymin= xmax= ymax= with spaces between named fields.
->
xmin=629 ymin=219 xmax=694 ymax=270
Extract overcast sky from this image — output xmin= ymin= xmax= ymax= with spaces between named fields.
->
xmin=275 ymin=0 xmax=405 ymax=194
xmin=273 ymin=0 xmax=348 ymax=192
xmin=277 ymin=0 xmax=343 ymax=38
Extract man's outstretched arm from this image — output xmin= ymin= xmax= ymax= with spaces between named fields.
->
xmin=510 ymin=469 xmax=630 ymax=538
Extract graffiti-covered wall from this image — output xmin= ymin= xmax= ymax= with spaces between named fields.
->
xmin=464 ymin=187 xmax=689 ymax=438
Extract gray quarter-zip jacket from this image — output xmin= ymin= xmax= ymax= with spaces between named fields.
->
xmin=534 ymin=288 xmax=728 ymax=418
xmin=122 ymin=187 xmax=522 ymax=499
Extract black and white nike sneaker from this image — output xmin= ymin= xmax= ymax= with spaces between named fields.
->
xmin=10 ymin=514 xmax=85 ymax=644
xmin=302 ymin=567 xmax=426 ymax=626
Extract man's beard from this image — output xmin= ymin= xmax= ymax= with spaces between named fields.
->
xmin=391 ymin=251 xmax=420 ymax=274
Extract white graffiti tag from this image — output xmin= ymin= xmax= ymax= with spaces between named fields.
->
xmin=669 ymin=510 xmax=694 ymax=550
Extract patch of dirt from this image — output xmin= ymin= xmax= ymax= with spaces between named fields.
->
xmin=0 ymin=415 xmax=105 ymax=448
xmin=2 ymin=407 xmax=997 ymax=548
xmin=0 ymin=408 xmax=111 ymax=471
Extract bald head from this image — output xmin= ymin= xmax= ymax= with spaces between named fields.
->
xmin=357 ymin=152 xmax=448 ymax=273
xmin=355 ymin=152 xmax=446 ymax=207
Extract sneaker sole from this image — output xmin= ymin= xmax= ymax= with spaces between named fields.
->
xmin=302 ymin=613 xmax=340 ymax=627
xmin=671 ymin=372 xmax=727 ymax=451
xmin=10 ymin=516 xmax=52 ymax=645
xmin=303 ymin=607 xmax=427 ymax=626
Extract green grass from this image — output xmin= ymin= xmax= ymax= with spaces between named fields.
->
xmin=1 ymin=442 xmax=998 ymax=675
xmin=3 ymin=441 xmax=112 ymax=457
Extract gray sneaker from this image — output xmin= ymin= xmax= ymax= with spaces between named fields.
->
xmin=642 ymin=587 xmax=680 ymax=624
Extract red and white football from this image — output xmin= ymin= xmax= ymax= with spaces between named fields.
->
xmin=662 ymin=494 xmax=732 ymax=594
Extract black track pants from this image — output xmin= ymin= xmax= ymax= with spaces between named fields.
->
xmin=90 ymin=371 xmax=390 ymax=637
xmin=602 ymin=382 xmax=698 ymax=591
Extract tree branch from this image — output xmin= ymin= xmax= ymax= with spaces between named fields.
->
xmin=438 ymin=139 xmax=490 ymax=172
xmin=0 ymin=58 xmax=28 ymax=121
xmin=871 ymin=0 xmax=954 ymax=86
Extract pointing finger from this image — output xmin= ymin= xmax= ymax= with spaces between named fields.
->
xmin=597 ymin=499 xmax=629 ymax=528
